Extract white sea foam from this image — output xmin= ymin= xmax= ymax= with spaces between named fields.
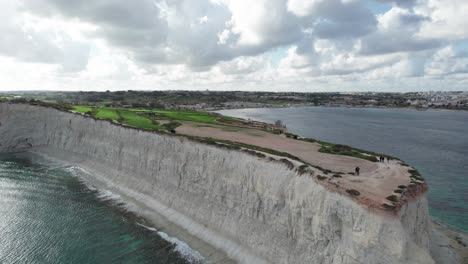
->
xmin=65 ymin=164 xmax=206 ymax=264
xmin=137 ymin=223 xmax=205 ymax=263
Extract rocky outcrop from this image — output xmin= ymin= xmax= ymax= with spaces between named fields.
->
xmin=0 ymin=103 xmax=441 ymax=263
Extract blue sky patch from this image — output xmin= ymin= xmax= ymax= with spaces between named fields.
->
xmin=365 ymin=0 xmax=392 ymax=14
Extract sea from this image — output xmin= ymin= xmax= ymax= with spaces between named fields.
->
xmin=0 ymin=152 xmax=205 ymax=264
xmin=217 ymin=106 xmax=468 ymax=232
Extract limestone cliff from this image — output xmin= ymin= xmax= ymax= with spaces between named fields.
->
xmin=0 ymin=103 xmax=445 ymax=263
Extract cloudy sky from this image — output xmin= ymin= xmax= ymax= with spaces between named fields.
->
xmin=0 ymin=0 xmax=467 ymax=92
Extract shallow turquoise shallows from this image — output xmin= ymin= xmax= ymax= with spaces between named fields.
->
xmin=0 ymin=153 xmax=203 ymax=264
xmin=218 ymin=107 xmax=468 ymax=232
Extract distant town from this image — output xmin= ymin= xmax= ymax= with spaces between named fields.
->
xmin=1 ymin=90 xmax=467 ymax=111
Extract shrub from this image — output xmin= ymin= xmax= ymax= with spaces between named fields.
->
xmin=317 ymin=175 xmax=327 ymax=181
xmin=394 ymin=189 xmax=404 ymax=194
xmin=279 ymin=158 xmax=294 ymax=170
xmin=398 ymin=185 xmax=407 ymax=189
xmin=84 ymin=109 xmax=98 ymax=117
xmin=296 ymin=165 xmax=309 ymax=175
xmin=285 ymin=132 xmax=299 ymax=139
xmin=332 ymin=174 xmax=342 ymax=178
xmin=386 ymin=195 xmax=398 ymax=203
xmin=346 ymin=189 xmax=360 ymax=196
xmin=163 ymin=121 xmax=182 ymax=131
xmin=242 ymin=149 xmax=266 ymax=158
xmin=382 ymin=203 xmax=396 ymax=210
xmin=408 ymin=169 xmax=421 ymax=177
xmin=270 ymin=129 xmax=283 ymax=134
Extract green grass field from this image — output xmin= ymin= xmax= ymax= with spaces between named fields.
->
xmin=95 ymin=108 xmax=120 ymax=120
xmin=71 ymin=106 xmax=228 ymax=131
xmin=118 ymin=110 xmax=163 ymax=130
xmin=72 ymin=106 xmax=93 ymax=113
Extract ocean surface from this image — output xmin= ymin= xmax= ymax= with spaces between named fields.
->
xmin=0 ymin=153 xmax=205 ymax=264
xmin=218 ymin=107 xmax=468 ymax=232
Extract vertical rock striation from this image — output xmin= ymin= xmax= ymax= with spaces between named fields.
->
xmin=0 ymin=104 xmax=439 ymax=263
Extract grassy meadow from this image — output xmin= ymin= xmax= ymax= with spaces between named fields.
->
xmin=72 ymin=106 xmax=227 ymax=131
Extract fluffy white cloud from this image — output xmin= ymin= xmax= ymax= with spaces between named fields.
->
xmin=0 ymin=1 xmax=91 ymax=72
xmin=417 ymin=0 xmax=468 ymax=40
xmin=0 ymin=0 xmax=466 ymax=92
xmin=425 ymin=46 xmax=468 ymax=76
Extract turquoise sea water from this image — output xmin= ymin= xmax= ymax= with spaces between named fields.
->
xmin=218 ymin=107 xmax=468 ymax=232
xmin=0 ymin=153 xmax=204 ymax=264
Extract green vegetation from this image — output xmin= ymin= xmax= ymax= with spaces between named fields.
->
xmin=71 ymin=106 xmax=226 ymax=132
xmin=346 ymin=189 xmax=360 ymax=196
xmin=163 ymin=121 xmax=182 ymax=133
xmin=72 ymin=106 xmax=93 ymax=113
xmin=382 ymin=203 xmax=396 ymax=210
xmin=117 ymin=110 xmax=163 ymax=130
xmin=408 ymin=169 xmax=424 ymax=182
xmin=317 ymin=175 xmax=327 ymax=181
xmin=153 ymin=110 xmax=218 ymax=123
xmin=286 ymin=132 xmax=384 ymax=162
xmin=318 ymin=143 xmax=379 ymax=162
xmin=95 ymin=108 xmax=120 ymax=120
xmin=279 ymin=158 xmax=294 ymax=169
xmin=386 ymin=195 xmax=399 ymax=203
xmin=296 ymin=165 xmax=310 ymax=175
xmin=241 ymin=149 xmax=267 ymax=159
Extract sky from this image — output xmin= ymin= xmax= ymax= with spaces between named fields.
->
xmin=0 ymin=0 xmax=467 ymax=92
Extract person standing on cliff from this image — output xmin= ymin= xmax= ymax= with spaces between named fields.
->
xmin=355 ymin=166 xmax=360 ymax=175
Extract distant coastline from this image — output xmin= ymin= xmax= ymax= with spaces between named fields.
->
xmin=2 ymin=90 xmax=467 ymax=113
xmin=208 ymin=103 xmax=468 ymax=113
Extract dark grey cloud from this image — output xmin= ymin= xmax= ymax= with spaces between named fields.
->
xmin=360 ymin=10 xmax=443 ymax=55
xmin=372 ymin=0 xmax=417 ymax=8
xmin=22 ymin=0 xmax=168 ymax=50
xmin=360 ymin=35 xmax=442 ymax=55
xmin=311 ymin=0 xmax=378 ymax=39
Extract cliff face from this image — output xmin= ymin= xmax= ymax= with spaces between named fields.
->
xmin=0 ymin=104 xmax=436 ymax=264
